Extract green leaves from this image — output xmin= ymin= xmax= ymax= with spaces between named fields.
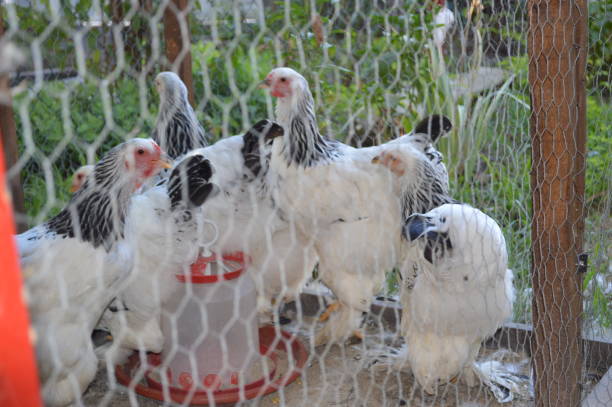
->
xmin=13 ymin=77 xmax=157 ymax=222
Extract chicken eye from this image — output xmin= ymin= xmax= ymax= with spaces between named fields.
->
xmin=77 ymin=174 xmax=83 ymax=180
xmin=137 ymin=149 xmax=145 ymax=155
xmin=280 ymin=77 xmax=286 ymax=82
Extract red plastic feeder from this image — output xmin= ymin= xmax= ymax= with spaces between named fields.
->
xmin=116 ymin=326 xmax=308 ymax=405
xmin=115 ymin=253 xmax=308 ymax=405
xmin=160 ymin=252 xmax=263 ymax=392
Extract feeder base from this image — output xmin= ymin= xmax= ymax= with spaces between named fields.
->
xmin=115 ymin=326 xmax=308 ymax=406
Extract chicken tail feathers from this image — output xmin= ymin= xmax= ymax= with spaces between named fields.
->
xmin=168 ymin=154 xmax=219 ymax=210
xmin=241 ymin=119 xmax=284 ymax=178
xmin=413 ymin=115 xmax=452 ymax=143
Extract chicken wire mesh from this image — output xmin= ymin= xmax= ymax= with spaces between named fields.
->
xmin=0 ymin=0 xmax=610 ymax=406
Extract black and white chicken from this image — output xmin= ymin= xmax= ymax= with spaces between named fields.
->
xmin=101 ymin=116 xmax=317 ymax=361
xmin=180 ymin=119 xmax=318 ymax=316
xmin=399 ymin=204 xmax=514 ymax=393
xmin=262 ymin=67 xmax=453 ymax=344
xmin=150 ymin=70 xmax=315 ymax=318
xmin=152 ymin=71 xmax=209 ymax=159
xmin=17 ymin=138 xmax=170 ymax=406
xmin=98 ymin=153 xmax=220 ymax=364
xmin=96 ymin=71 xmax=214 ymax=360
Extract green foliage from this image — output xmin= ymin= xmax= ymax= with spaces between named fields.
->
xmin=588 ymin=0 xmax=611 ymax=96
xmin=6 ymin=1 xmax=157 ymax=77
xmin=583 ymin=214 xmax=612 ymax=329
xmin=190 ymin=0 xmax=438 ymax=143
xmin=13 ymin=78 xmax=156 ymax=222
xmin=585 ymin=96 xmax=612 ymax=211
xmin=499 ymin=55 xmax=528 ymax=91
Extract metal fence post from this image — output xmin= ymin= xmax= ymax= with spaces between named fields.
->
xmin=163 ymin=0 xmax=195 ymax=107
xmin=528 ymin=0 xmax=588 ymax=406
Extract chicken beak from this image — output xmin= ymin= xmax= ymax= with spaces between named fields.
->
xmin=258 ymin=78 xmax=271 ymax=89
xmin=403 ymin=214 xmax=429 ymax=242
xmin=371 ymin=156 xmax=381 ymax=164
xmin=153 ymin=156 xmax=173 ymax=169
xmin=69 ymin=184 xmax=79 ymax=193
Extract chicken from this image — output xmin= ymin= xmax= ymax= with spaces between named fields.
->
xmin=69 ymin=164 xmax=94 ymax=193
xmin=432 ymin=0 xmax=455 ymax=53
xmin=152 ymin=71 xmax=209 ymax=159
xmin=399 ymin=203 xmax=514 ymax=394
xmin=16 ymin=138 xmax=170 ymax=406
xmin=97 ymin=154 xmax=220 ymax=365
xmin=180 ymin=119 xmax=318 ymax=316
xmin=100 ymin=118 xmax=317 ymax=363
xmin=151 ymin=72 xmax=315 ymax=315
xmin=0 ymin=41 xmax=24 ymax=74
xmin=261 ymin=67 xmax=453 ymax=344
xmin=96 ymin=70 xmax=211 ymax=351
xmin=391 ymin=114 xmax=452 ymax=192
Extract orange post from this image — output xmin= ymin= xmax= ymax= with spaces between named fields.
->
xmin=0 ymin=134 xmax=42 ymax=406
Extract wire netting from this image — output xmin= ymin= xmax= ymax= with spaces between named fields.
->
xmin=0 ymin=0 xmax=609 ymax=406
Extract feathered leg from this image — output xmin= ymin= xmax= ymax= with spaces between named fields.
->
xmin=314 ymin=302 xmax=364 ymax=346
xmin=37 ymin=323 xmax=98 ymax=407
xmin=459 ymin=341 xmax=482 ymax=387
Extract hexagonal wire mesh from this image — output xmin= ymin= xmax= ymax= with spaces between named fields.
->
xmin=0 ymin=0 xmax=609 ymax=406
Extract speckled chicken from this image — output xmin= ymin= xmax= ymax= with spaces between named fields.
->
xmin=16 ymin=139 xmax=170 ymax=406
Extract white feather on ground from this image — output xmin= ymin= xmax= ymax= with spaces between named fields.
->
xmin=397 ymin=203 xmax=515 ymax=394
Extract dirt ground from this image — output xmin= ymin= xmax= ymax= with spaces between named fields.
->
xmin=82 ymin=313 xmax=542 ymax=407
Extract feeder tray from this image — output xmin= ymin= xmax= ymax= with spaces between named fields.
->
xmin=115 ymin=326 xmax=308 ymax=405
xmin=143 ymin=345 xmax=278 ymax=395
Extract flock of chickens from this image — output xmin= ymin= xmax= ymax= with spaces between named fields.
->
xmin=15 ymin=67 xmax=514 ymax=405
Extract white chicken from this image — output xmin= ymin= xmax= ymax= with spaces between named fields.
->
xmin=98 ymin=153 xmax=220 ymax=365
xmin=16 ymin=138 xmax=170 ymax=406
xmin=262 ymin=67 xmax=454 ymax=344
xmin=180 ymin=119 xmax=318 ymax=316
xmin=400 ymin=203 xmax=514 ymax=393
xmin=432 ymin=0 xmax=455 ymax=54
xmin=101 ymin=117 xmax=318 ymax=364
xmin=69 ymin=164 xmax=94 ymax=193
xmin=96 ymin=71 xmax=213 ymax=360
xmin=391 ymin=114 xmax=452 ymax=193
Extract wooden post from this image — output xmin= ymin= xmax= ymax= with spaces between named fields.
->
xmin=0 ymin=14 xmax=26 ymax=232
xmin=163 ymin=0 xmax=195 ymax=106
xmin=528 ymin=1 xmax=588 ymax=406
